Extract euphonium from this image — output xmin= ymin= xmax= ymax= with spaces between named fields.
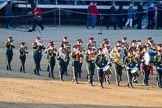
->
xmin=114 ymin=55 xmax=124 ymax=67
xmin=110 ymin=49 xmax=118 ymax=59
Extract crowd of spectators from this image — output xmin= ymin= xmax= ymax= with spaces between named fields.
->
xmin=87 ymin=1 xmax=162 ymax=30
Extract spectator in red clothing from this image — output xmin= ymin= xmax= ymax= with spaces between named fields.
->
xmin=90 ymin=1 xmax=100 ymax=29
xmin=87 ymin=2 xmax=93 ymax=29
xmin=28 ymin=6 xmax=44 ymax=32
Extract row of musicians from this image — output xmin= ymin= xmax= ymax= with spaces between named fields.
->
xmin=5 ymin=37 xmax=162 ymax=88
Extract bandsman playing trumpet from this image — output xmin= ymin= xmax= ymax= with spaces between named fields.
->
xmin=87 ymin=37 xmax=97 ymax=53
xmin=154 ymin=49 xmax=162 ymax=88
xmin=57 ymin=47 xmax=67 ymax=81
xmin=47 ymin=42 xmax=57 ymax=79
xmin=61 ymin=36 xmax=71 ymax=76
xmin=85 ymin=47 xmax=96 ymax=86
xmin=71 ymin=45 xmax=83 ymax=84
xmin=19 ymin=42 xmax=28 ymax=73
xmin=87 ymin=37 xmax=94 ymax=48
xmin=32 ymin=36 xmax=45 ymax=76
xmin=129 ymin=40 xmax=137 ymax=52
xmin=145 ymin=37 xmax=153 ymax=46
xmin=100 ymin=39 xmax=109 ymax=48
xmin=121 ymin=37 xmax=129 ymax=51
xmin=5 ymin=36 xmax=15 ymax=71
xmin=76 ymin=39 xmax=84 ymax=78
xmin=45 ymin=41 xmax=54 ymax=72
xmin=94 ymin=48 xmax=107 ymax=88
xmin=136 ymin=40 xmax=143 ymax=53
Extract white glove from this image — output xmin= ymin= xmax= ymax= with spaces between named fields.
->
xmin=126 ymin=67 xmax=129 ymax=69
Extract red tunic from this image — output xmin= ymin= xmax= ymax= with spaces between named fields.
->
xmin=90 ymin=4 xmax=99 ymax=16
xmin=32 ymin=7 xmax=42 ymax=19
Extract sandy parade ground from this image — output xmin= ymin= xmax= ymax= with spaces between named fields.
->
xmin=0 ymin=26 xmax=162 ymax=108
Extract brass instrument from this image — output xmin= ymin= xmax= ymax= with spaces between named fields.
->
xmin=19 ymin=46 xmax=28 ymax=56
xmin=49 ymin=48 xmax=57 ymax=58
xmin=110 ymin=48 xmax=119 ymax=59
xmin=114 ymin=55 xmax=124 ymax=67
xmin=58 ymin=51 xmax=67 ymax=62
xmin=88 ymin=53 xmax=97 ymax=60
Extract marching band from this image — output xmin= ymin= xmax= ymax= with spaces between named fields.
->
xmin=4 ymin=36 xmax=162 ymax=88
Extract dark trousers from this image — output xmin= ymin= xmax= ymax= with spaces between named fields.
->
xmin=118 ymin=18 xmax=124 ymax=29
xmin=87 ymin=68 xmax=95 ymax=84
xmin=59 ymin=61 xmax=66 ymax=81
xmin=147 ymin=19 xmax=154 ymax=29
xmin=72 ymin=61 xmax=79 ymax=83
xmin=49 ymin=61 xmax=55 ymax=78
xmin=156 ymin=15 xmax=162 ymax=29
xmin=143 ymin=66 xmax=150 ymax=85
xmin=97 ymin=69 xmax=104 ymax=87
xmin=64 ymin=56 xmax=70 ymax=75
xmin=20 ymin=57 xmax=26 ymax=72
xmin=114 ymin=65 xmax=123 ymax=85
xmin=6 ymin=55 xmax=13 ymax=70
xmin=32 ymin=19 xmax=44 ymax=31
xmin=78 ymin=62 xmax=82 ymax=78
xmin=6 ymin=17 xmax=13 ymax=28
xmin=137 ymin=18 xmax=142 ymax=29
xmin=33 ymin=57 xmax=41 ymax=75
xmin=91 ymin=16 xmax=97 ymax=28
xmin=87 ymin=16 xmax=92 ymax=28
xmin=47 ymin=64 xmax=49 ymax=71
xmin=106 ymin=21 xmax=117 ymax=30
xmin=157 ymin=69 xmax=162 ymax=88
xmin=127 ymin=69 xmax=133 ymax=87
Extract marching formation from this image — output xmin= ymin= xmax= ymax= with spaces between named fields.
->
xmin=5 ymin=36 xmax=162 ymax=88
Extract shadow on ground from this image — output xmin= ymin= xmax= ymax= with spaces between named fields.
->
xmin=0 ymin=102 xmax=160 ymax=108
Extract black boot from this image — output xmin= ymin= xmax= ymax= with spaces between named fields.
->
xmin=6 ymin=65 xmax=9 ymax=70
xmin=20 ymin=66 xmax=22 ymax=72
xmin=34 ymin=69 xmax=37 ymax=75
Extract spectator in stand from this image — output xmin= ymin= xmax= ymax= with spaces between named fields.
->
xmin=5 ymin=1 xmax=13 ymax=29
xmin=125 ymin=3 xmax=134 ymax=29
xmin=109 ymin=3 xmax=117 ymax=30
xmin=118 ymin=5 xmax=125 ymax=29
xmin=90 ymin=1 xmax=100 ymax=29
xmin=87 ymin=2 xmax=93 ymax=29
xmin=156 ymin=1 xmax=162 ymax=29
xmin=147 ymin=3 xmax=155 ymax=29
xmin=136 ymin=2 xmax=145 ymax=29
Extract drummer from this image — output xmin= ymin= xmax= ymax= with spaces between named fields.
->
xmin=94 ymin=48 xmax=107 ymax=88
